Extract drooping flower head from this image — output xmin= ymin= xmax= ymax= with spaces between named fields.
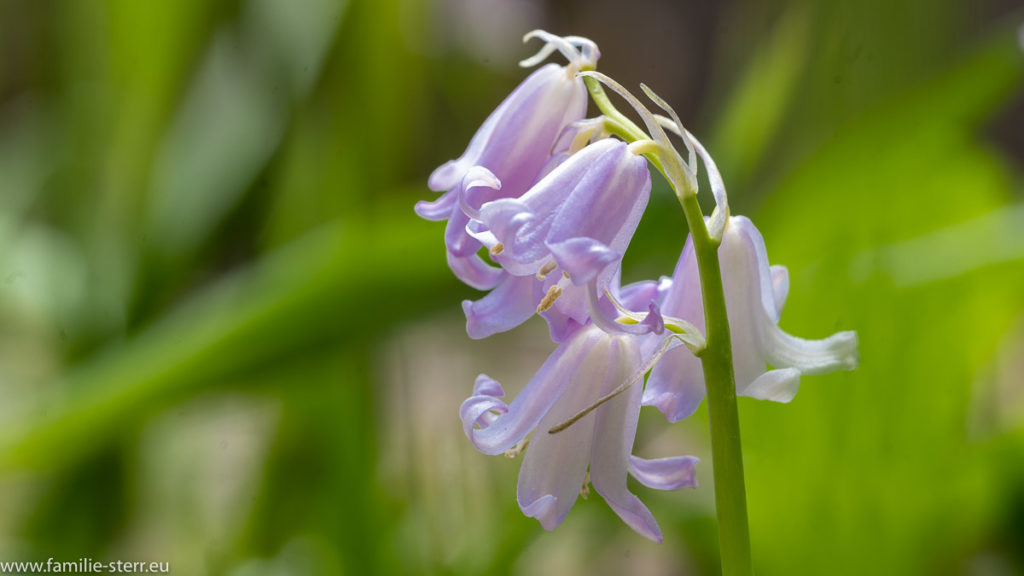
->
xmin=460 ymin=137 xmax=653 ymax=341
xmin=428 ymin=29 xmax=861 ymax=551
xmin=415 ymin=32 xmax=597 ymax=290
xmin=643 ymin=215 xmax=860 ymax=421
xmin=460 ymin=282 xmax=698 ymax=541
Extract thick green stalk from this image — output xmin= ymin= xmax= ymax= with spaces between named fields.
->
xmin=585 ymin=74 xmax=752 ymax=575
xmin=680 ymin=193 xmax=752 ymax=576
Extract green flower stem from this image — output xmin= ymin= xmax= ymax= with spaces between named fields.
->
xmin=585 ymin=76 xmax=753 ymax=575
xmin=679 ymin=193 xmax=752 ymax=576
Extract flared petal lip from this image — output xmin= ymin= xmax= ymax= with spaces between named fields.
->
xmin=461 ymin=273 xmax=539 ymax=340
xmin=460 ymin=327 xmax=603 ymax=455
xmin=629 ymin=455 xmax=699 ymax=491
xmin=519 ymin=494 xmax=560 ymax=531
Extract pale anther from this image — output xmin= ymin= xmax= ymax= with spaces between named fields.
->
xmin=536 ymin=285 xmax=562 ymax=313
xmin=536 ymin=259 xmax=558 ymax=281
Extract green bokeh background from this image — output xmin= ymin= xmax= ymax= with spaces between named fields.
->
xmin=0 ymin=0 xmax=1022 ymax=574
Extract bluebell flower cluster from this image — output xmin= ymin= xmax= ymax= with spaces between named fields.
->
xmin=417 ymin=31 xmax=858 ymax=542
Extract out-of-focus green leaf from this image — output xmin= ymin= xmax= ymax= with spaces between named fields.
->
xmin=144 ymin=0 xmax=345 ymax=257
xmin=0 ymin=197 xmax=454 ymax=474
xmin=739 ymin=31 xmax=1024 ymax=576
xmin=711 ymin=7 xmax=809 ymax=189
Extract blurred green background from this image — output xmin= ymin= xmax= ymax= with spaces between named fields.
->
xmin=0 ymin=0 xmax=1022 ymax=574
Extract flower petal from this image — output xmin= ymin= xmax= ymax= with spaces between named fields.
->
xmin=539 ymin=310 xmax=585 ymax=343
xmin=628 ymin=455 xmax=699 ymax=490
xmin=517 ymin=328 xmax=609 ymax=529
xmin=616 ymin=277 xmax=670 ymax=312
xmin=547 ymin=140 xmax=651 ymax=284
xmin=546 ymin=237 xmax=622 ymax=285
xmin=444 ymin=207 xmax=480 ymax=258
xmin=770 ymin=265 xmax=789 ymax=318
xmin=642 ymin=341 xmax=705 ymax=422
xmin=474 ymin=198 xmax=551 ymax=273
xmin=519 ymin=495 xmax=559 ymax=530
xmin=413 ymin=190 xmax=457 ymax=221
xmin=589 ymin=337 xmax=663 ymax=543
xmin=463 ymin=375 xmax=507 ymax=429
xmin=473 ymin=141 xmax=607 ymax=273
xmin=456 ymin=166 xmax=502 ymax=221
xmin=428 ymin=63 xmax=586 ymax=195
xmin=740 ymin=368 xmax=800 ymax=403
xmin=447 ymin=252 xmax=503 ymax=291
xmin=473 ymin=63 xmax=588 ymax=195
xmin=428 ymin=158 xmax=473 ymax=193
xmin=760 ymin=325 xmax=860 ymax=376
xmin=472 ymin=374 xmax=505 ymax=397
xmin=463 ymin=327 xmax=603 ymax=455
xmin=540 ymin=279 xmax=589 ymax=343
xmin=462 ymin=274 xmax=541 ymax=340
xmin=643 ymin=237 xmax=706 ymax=421
xmin=461 ymin=397 xmax=508 ymax=440
xmin=714 ymin=216 xmax=796 ymax=389
xmin=722 ymin=216 xmax=781 ymax=324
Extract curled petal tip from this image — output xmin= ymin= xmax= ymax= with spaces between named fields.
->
xmin=601 ymin=496 xmax=663 ymax=543
xmin=641 ymin=391 xmax=699 ymax=423
xmin=838 ymin=331 xmax=860 ymax=370
xmin=641 ymin=301 xmax=665 ymax=335
xmin=460 ymin=394 xmax=509 ymax=445
xmin=629 ymin=455 xmax=699 ymax=491
xmin=741 ymin=369 xmax=801 ymax=403
xmin=473 ymin=374 xmax=505 ymax=397
xmin=462 ymin=165 xmax=501 ymax=191
xmin=520 ymin=494 xmax=561 ymax=530
xmin=766 ymin=328 xmax=861 ymax=376
xmin=413 ymin=197 xmax=453 ymax=221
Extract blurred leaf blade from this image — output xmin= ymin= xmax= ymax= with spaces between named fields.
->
xmin=0 ymin=199 xmax=452 ymax=474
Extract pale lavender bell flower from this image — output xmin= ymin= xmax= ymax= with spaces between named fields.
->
xmin=414 ymin=32 xmax=594 ymax=290
xmin=460 ymin=310 xmax=697 ymax=542
xmin=643 ymin=215 xmax=860 ymax=422
xmin=460 ymin=137 xmax=653 ymax=341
